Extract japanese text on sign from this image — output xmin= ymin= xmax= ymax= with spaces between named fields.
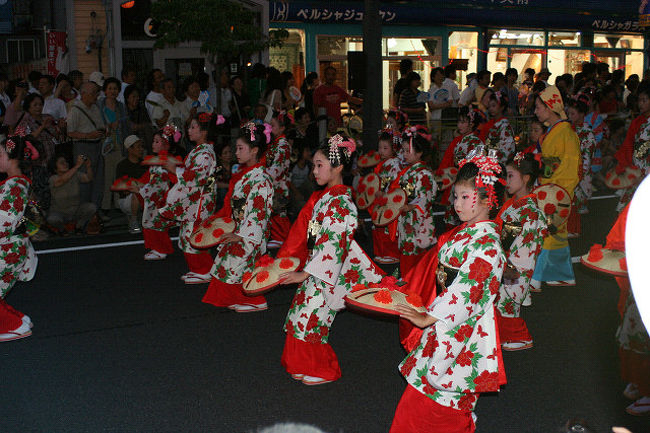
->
xmin=592 ymin=19 xmax=640 ymax=31
xmin=272 ymin=6 xmax=396 ymax=23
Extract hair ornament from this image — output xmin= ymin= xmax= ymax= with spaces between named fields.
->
xmin=6 ymin=138 xmax=16 ymax=153
xmin=13 ymin=125 xmax=28 ymax=137
xmin=458 ymin=145 xmax=506 ymax=209
xmin=215 ymin=114 xmax=226 ymax=126
xmin=403 ymin=125 xmax=431 ymax=153
xmin=244 ymin=121 xmax=256 ymax=142
xmin=278 ymin=110 xmax=294 ymax=125
xmin=327 ymin=134 xmax=355 ymax=165
xmin=198 ymin=112 xmax=212 ymax=123
xmin=262 ymin=123 xmax=272 ymax=144
xmin=24 ymin=140 xmax=39 ymax=161
xmin=162 ymin=124 xmax=182 ymax=143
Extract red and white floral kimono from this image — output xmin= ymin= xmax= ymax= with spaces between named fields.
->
xmin=614 ymin=114 xmax=650 ymax=212
xmin=140 ymin=166 xmax=177 ymax=255
xmin=391 ymin=221 xmax=506 ymax=433
xmin=0 ymin=176 xmax=37 ymax=298
xmin=494 ymin=194 xmax=547 ymax=345
xmin=202 ymin=163 xmax=274 ymax=308
xmin=262 ymin=134 xmax=292 ymax=243
xmin=389 ymin=162 xmax=437 ymax=276
xmin=478 ymin=116 xmax=515 ymax=163
xmin=279 ymin=185 xmax=384 ymax=381
xmin=371 ymin=156 xmax=404 ymax=261
xmin=159 ymin=142 xmax=217 ymax=274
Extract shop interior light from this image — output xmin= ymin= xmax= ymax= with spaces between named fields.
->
xmin=121 ymin=1 xmax=135 ymax=8
xmin=387 ymin=38 xmax=397 ymax=48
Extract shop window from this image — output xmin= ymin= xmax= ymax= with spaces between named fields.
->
xmin=270 ymin=29 xmax=306 ymax=88
xmin=547 ymin=49 xmax=590 ymax=77
xmin=548 ymin=32 xmax=581 ymax=47
xmin=448 ymin=31 xmax=478 ymax=91
xmin=595 ymin=34 xmax=644 ymax=50
xmin=489 ymin=29 xmax=544 ymax=46
xmin=317 ymin=36 xmax=363 ymax=57
xmin=626 ymin=51 xmax=644 ymax=79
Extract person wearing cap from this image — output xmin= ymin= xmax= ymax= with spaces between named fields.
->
xmin=459 ymin=72 xmax=478 ymax=107
xmin=89 ymin=71 xmax=106 ymax=100
xmin=66 ymin=81 xmax=106 ymax=209
xmin=530 ymin=85 xmax=580 ymax=287
xmin=535 ymin=68 xmax=551 ymax=86
xmin=116 ymin=135 xmax=147 ymax=233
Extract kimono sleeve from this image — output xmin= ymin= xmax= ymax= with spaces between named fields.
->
xmin=429 ymin=233 xmax=504 ymax=329
xmin=266 ymin=138 xmax=291 ymax=181
xmin=509 ymin=209 xmax=546 ymax=276
xmin=411 ymin=169 xmax=436 ymax=216
xmin=234 ymin=174 xmax=274 ymax=244
xmin=303 ymin=196 xmax=357 ymax=286
xmin=0 ymin=179 xmax=27 ymax=237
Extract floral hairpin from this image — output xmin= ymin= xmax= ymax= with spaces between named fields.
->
xmin=278 ymin=110 xmax=294 ymax=125
xmin=198 ymin=112 xmax=211 ymax=123
xmin=13 ymin=125 xmax=28 ymax=137
xmin=24 ymin=140 xmax=39 ymax=161
xmin=244 ymin=121 xmax=256 ymax=142
xmin=215 ymin=114 xmax=225 ymax=126
xmin=403 ymin=125 xmax=432 ymax=153
xmin=458 ymin=147 xmax=506 ymax=209
xmin=162 ymin=124 xmax=182 ymax=143
xmin=327 ymin=134 xmax=356 ymax=165
xmin=6 ymin=138 xmax=16 ymax=153
xmin=262 ymin=123 xmax=272 ymax=144
xmin=514 ymin=150 xmax=543 ymax=168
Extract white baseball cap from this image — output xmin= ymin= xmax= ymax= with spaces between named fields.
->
xmin=124 ymin=135 xmax=141 ymax=149
xmin=89 ymin=71 xmax=105 ymax=87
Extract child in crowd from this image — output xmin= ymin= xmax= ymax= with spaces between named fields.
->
xmin=495 ymin=152 xmax=546 ymax=350
xmin=391 ymin=149 xmax=507 ymax=433
xmin=202 ymin=123 xmax=274 ymax=312
xmin=478 ymin=91 xmax=515 ymax=163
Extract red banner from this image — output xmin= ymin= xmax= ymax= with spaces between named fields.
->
xmin=47 ymin=30 xmax=67 ymax=76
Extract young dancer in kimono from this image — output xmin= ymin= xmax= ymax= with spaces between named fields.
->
xmin=136 ymin=126 xmax=180 ymax=261
xmin=372 ymin=130 xmax=403 ymax=264
xmin=530 ymin=86 xmax=580 ymax=288
xmin=390 ymin=129 xmax=436 ymax=276
xmin=613 ymin=82 xmax=650 ymax=212
xmin=0 ymin=135 xmax=39 ymax=341
xmin=201 ymin=123 xmax=274 ymax=312
xmin=566 ymin=98 xmax=597 ymax=237
xmin=277 ymin=134 xmax=383 ymax=385
xmin=478 ymin=91 xmax=515 ymax=163
xmin=159 ymin=112 xmax=219 ymax=284
xmin=495 ymin=152 xmax=547 ymax=351
xmin=391 ymin=149 xmax=507 ymax=433
xmin=265 ymin=112 xmax=292 ymax=248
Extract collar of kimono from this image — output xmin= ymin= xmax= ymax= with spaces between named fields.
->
xmin=539 ymin=119 xmax=569 ymax=145
xmin=495 ymin=193 xmax=535 ymax=223
xmin=259 ymin=135 xmax=284 ymax=167
xmin=388 ymin=162 xmax=424 ymax=191
xmin=0 ymin=174 xmax=31 ymax=188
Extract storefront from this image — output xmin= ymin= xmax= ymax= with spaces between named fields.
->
xmin=269 ymin=0 xmax=647 ymax=110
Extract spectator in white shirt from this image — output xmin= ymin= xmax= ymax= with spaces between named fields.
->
xmin=144 ymin=69 xmax=165 ymax=121
xmin=428 ymin=67 xmax=452 ymax=123
xmin=151 ymin=78 xmax=185 ymax=130
xmin=69 ymin=70 xmax=83 ymax=100
xmin=459 ymin=72 xmax=478 ymax=107
xmin=442 ymin=65 xmax=461 ymax=107
xmin=39 ymin=74 xmax=67 ymax=121
xmin=118 ymin=65 xmax=137 ymax=104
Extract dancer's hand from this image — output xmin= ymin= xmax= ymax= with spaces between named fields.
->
xmin=218 ymin=233 xmax=242 ymax=244
xmin=279 ymin=271 xmax=309 ymax=285
xmin=395 ymin=304 xmax=437 ymax=329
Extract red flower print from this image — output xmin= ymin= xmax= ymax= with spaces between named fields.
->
xmin=1 ymin=243 xmax=11 ymax=252
xmin=9 ymin=186 xmax=21 ymax=196
xmin=454 ymin=324 xmax=473 ymax=342
xmin=229 ymin=242 xmax=246 ymax=258
xmin=319 ymin=326 xmax=329 ymax=337
xmin=504 ymin=301 xmax=514 ymax=315
xmin=242 ymin=271 xmax=253 ymax=282
xmin=523 ymin=232 xmax=535 ymax=244
xmin=188 ymin=191 xmax=200 ymax=203
xmin=305 ymin=332 xmax=321 ymax=344
xmin=469 ymin=285 xmax=483 ymax=304
xmin=315 ymin=233 xmax=329 ymax=246
xmin=449 ymin=256 xmax=462 ymax=267
xmin=153 ymin=220 xmax=163 ymax=229
xmin=489 ymin=276 xmax=500 ymax=295
xmin=421 ymin=375 xmax=437 ymax=396
xmin=255 ymin=270 xmax=269 ymax=283
xmin=403 ymin=242 xmax=414 ymax=253
xmin=3 ymin=252 xmax=19 ymax=264
xmin=422 ymin=334 xmax=439 ymax=357
xmin=253 ymin=195 xmax=265 ymax=210
xmin=13 ymin=197 xmax=23 ymax=211
xmin=373 ymin=289 xmax=393 ymax=304
xmin=17 ymin=245 xmax=25 ymax=256
xmin=473 ymin=370 xmax=499 ymax=392
xmin=0 ymin=200 xmax=10 ymax=212
xmin=468 ymin=258 xmax=492 ymax=282
xmin=173 ymin=206 xmax=184 ymax=216
xmin=400 ymin=356 xmax=417 ymax=376
xmin=257 ymin=210 xmax=266 ymax=221
xmin=279 ymin=259 xmax=294 ymax=270
xmin=307 ymin=313 xmax=319 ymax=330
xmin=476 ymin=235 xmax=491 ymax=245
xmin=421 ymin=175 xmax=432 ymax=190
xmin=243 ymin=184 xmax=252 ymax=196
xmin=457 ymin=392 xmax=477 ymax=411
xmin=182 ymin=169 xmax=196 ymax=182
xmin=217 ymin=267 xmax=227 ymax=279
xmin=294 ymin=291 xmax=306 ymax=306
xmin=2 ymin=271 xmax=13 ymax=283
xmin=343 ymin=269 xmax=360 ymax=284
xmin=456 ymin=348 xmax=475 ymax=367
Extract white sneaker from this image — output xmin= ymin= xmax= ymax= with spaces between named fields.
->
xmin=232 ymin=303 xmax=268 ymax=313
xmin=290 ymin=373 xmax=304 ymax=380
xmin=522 ymin=292 xmax=532 ymax=306
xmin=22 ymin=315 xmax=33 ymax=329
xmin=301 ymin=375 xmax=334 ymax=386
xmin=144 ymin=250 xmax=167 ymax=261
xmin=0 ymin=321 xmax=32 ymax=342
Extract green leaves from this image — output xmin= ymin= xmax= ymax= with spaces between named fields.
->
xmin=150 ymin=0 xmax=287 ymax=63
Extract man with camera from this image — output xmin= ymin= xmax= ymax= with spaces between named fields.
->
xmin=66 ymin=81 xmax=106 ymax=212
